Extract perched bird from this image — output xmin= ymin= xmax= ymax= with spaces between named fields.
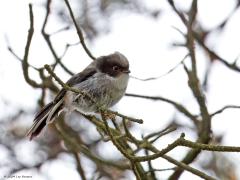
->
xmin=26 ymin=52 xmax=130 ymax=140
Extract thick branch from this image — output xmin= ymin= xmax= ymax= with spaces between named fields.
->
xmin=168 ymin=1 xmax=212 ymax=178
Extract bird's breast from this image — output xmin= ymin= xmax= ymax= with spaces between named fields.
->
xmin=64 ymin=72 xmax=129 ymax=113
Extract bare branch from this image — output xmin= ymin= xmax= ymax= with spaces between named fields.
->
xmin=8 ymin=46 xmax=40 ymax=71
xmin=72 ymin=152 xmax=87 ymax=180
xmin=163 ymin=155 xmax=216 ymax=180
xmin=63 ymin=0 xmax=96 ymax=60
xmin=210 ymin=105 xmax=240 ymax=117
xmin=41 ymin=0 xmax=74 ymax=76
xmin=22 ymin=4 xmax=43 ymax=88
xmin=54 ymin=120 xmax=130 ymax=170
xmin=168 ymin=1 xmax=213 ymax=178
xmin=125 ymin=93 xmax=199 ymax=125
xmin=130 ymin=53 xmax=189 ymax=81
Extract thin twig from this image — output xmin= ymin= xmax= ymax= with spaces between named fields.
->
xmin=104 ymin=109 xmax=143 ymax=124
xmin=42 ymin=0 xmax=74 ymax=76
xmin=144 ymin=126 xmax=177 ymax=140
xmin=63 ymin=0 xmax=96 ymax=60
xmin=145 ymin=149 xmax=157 ymax=180
xmin=149 ymin=127 xmax=177 ymax=144
xmin=72 ymin=152 xmax=87 ymax=180
xmin=130 ymin=53 xmax=189 ymax=81
xmin=49 ymin=26 xmax=71 ymax=36
xmin=59 ymin=42 xmax=80 ymax=59
xmin=147 ymin=167 xmax=176 ymax=173
xmin=125 ymin=93 xmax=198 ymax=125
xmin=210 ymin=105 xmax=240 ymax=117
xmin=8 ymin=46 xmax=40 ymax=71
xmin=163 ymin=155 xmax=216 ymax=180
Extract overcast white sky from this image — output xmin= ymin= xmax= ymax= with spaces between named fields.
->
xmin=1 ymin=0 xmax=240 ymax=179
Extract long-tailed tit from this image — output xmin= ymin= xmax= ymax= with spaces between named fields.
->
xmin=27 ymin=52 xmax=130 ymax=140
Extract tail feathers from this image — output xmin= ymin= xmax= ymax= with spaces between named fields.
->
xmin=26 ymin=99 xmax=63 ymax=140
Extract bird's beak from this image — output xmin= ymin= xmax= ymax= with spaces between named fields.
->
xmin=122 ymin=70 xmax=131 ymax=74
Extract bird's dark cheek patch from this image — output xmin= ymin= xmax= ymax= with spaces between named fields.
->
xmin=102 ymin=67 xmax=118 ymax=77
xmin=108 ymin=71 xmax=120 ymax=77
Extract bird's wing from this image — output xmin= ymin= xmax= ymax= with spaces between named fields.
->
xmin=66 ymin=67 xmax=97 ymax=86
xmin=54 ymin=67 xmax=97 ymax=102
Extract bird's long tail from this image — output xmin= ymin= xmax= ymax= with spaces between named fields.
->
xmin=26 ymin=99 xmax=64 ymax=140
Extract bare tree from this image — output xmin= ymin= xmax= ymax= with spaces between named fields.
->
xmin=2 ymin=0 xmax=240 ymax=179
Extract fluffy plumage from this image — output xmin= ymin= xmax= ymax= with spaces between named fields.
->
xmin=26 ymin=52 xmax=130 ymax=140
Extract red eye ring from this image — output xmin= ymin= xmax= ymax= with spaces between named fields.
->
xmin=112 ymin=66 xmax=120 ymax=71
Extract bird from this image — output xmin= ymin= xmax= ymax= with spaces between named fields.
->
xmin=26 ymin=52 xmax=130 ymax=140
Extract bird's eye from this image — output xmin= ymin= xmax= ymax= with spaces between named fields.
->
xmin=112 ymin=66 xmax=120 ymax=71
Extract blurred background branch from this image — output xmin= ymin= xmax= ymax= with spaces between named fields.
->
xmin=1 ymin=0 xmax=240 ymax=179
